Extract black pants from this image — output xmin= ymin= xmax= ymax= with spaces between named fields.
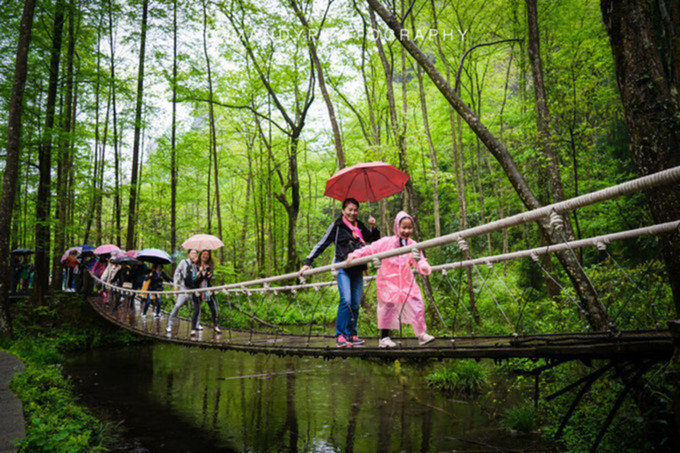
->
xmin=191 ymin=295 xmax=218 ymax=329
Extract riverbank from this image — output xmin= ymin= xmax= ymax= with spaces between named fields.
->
xmin=0 ymin=292 xmax=147 ymax=451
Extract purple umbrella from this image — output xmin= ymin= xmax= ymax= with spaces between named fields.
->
xmin=61 ymin=246 xmax=82 ymax=263
xmin=137 ymin=248 xmax=172 ymax=265
xmin=94 ymin=244 xmax=122 ymax=255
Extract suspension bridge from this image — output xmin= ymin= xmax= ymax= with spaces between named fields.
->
xmin=84 ymin=166 xmax=680 ymax=362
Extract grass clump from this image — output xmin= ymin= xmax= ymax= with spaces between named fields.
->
xmin=502 ymin=403 xmax=537 ymax=434
xmin=426 ymin=360 xmax=489 ymax=394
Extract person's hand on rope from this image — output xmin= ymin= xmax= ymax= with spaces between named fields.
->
xmin=298 ymin=264 xmax=311 ymax=276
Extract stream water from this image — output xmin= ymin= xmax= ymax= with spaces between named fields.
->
xmin=65 ymin=344 xmax=555 ymax=452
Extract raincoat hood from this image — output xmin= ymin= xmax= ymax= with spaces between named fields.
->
xmin=393 ymin=211 xmax=414 ymax=238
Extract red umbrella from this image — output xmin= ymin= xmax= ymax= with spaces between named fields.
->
xmin=324 ymin=161 xmax=409 ymax=202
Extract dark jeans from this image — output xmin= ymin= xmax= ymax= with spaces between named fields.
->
xmin=191 ymin=295 xmax=218 ymax=329
xmin=143 ymin=295 xmax=163 ymax=315
xmin=335 ymin=267 xmax=364 ymax=338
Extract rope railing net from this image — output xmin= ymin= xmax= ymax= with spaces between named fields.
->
xmin=88 ymin=166 xmax=680 ymax=346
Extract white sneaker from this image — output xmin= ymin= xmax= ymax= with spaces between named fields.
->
xmin=378 ymin=337 xmax=397 ymax=348
xmin=196 ymin=324 xmax=204 ymax=331
xmin=418 ymin=333 xmax=435 ymax=346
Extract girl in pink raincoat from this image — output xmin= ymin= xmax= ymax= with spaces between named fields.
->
xmin=346 ymin=211 xmax=435 ymax=348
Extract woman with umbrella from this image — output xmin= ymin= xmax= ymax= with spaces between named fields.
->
xmin=299 ymin=197 xmax=380 ymax=347
xmin=187 ymin=249 xmax=221 ymax=336
xmin=137 ymin=249 xmax=173 ymax=318
xmin=298 ymin=162 xmax=409 ymax=347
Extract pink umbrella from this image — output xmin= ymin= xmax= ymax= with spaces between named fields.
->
xmin=324 ymin=161 xmax=409 ymax=202
xmin=61 ymin=246 xmax=82 ymax=263
xmin=181 ymin=234 xmax=224 ymax=251
xmin=125 ymin=250 xmax=140 ymax=258
xmin=94 ymin=244 xmax=122 ymax=255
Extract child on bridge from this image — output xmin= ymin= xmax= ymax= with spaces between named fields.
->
xmin=346 ymin=211 xmax=435 ymax=348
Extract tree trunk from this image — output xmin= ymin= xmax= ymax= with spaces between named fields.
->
xmin=34 ymin=0 xmax=65 ymax=306
xmin=52 ymin=0 xmax=76 ymax=291
xmin=367 ymin=0 xmax=610 ymax=330
xmin=0 ymin=0 xmax=37 ymax=338
xmin=203 ymin=0 xmax=223 ymax=262
xmin=108 ymin=0 xmax=121 ymax=246
xmin=601 ymin=0 xmax=680 ymax=315
xmin=83 ymin=14 xmax=103 ymax=246
xmin=415 ymin=64 xmax=441 ymax=237
xmin=170 ymin=0 xmax=178 ymax=261
xmin=125 ymin=0 xmax=149 ymax=251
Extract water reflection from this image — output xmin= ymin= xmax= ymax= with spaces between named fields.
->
xmin=66 ymin=345 xmax=551 ymax=452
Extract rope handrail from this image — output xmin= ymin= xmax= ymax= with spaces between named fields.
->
xmin=217 ymin=165 xmax=680 ymax=288
xmin=92 ymin=219 xmax=679 ymax=297
xmin=431 ymin=220 xmax=680 ymax=273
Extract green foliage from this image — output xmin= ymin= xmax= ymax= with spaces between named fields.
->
xmin=502 ymin=403 xmax=537 ymax=433
xmin=9 ymin=362 xmax=107 ymax=452
xmin=426 ymin=360 xmax=489 ymax=394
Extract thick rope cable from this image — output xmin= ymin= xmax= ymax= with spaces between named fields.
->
xmin=89 ymin=220 xmax=680 ymax=307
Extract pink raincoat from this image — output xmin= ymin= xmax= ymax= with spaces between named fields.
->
xmin=348 ymin=211 xmax=431 ymax=335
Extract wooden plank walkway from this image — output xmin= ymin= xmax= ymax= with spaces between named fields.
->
xmin=88 ymin=294 xmax=674 ymax=361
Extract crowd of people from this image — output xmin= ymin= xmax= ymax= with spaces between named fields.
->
xmin=19 ymin=197 xmax=434 ymax=348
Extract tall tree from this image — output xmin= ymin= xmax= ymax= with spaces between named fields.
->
xmin=126 ymin=0 xmax=149 ymax=250
xmin=222 ymin=0 xmax=315 ymax=272
xmin=366 ymin=0 xmax=611 ymax=330
xmin=289 ymin=0 xmax=346 ymax=169
xmin=170 ymin=0 xmax=178 ymax=260
xmin=202 ymin=0 xmax=223 ymax=260
xmin=600 ymin=0 xmax=680 ymax=315
xmin=34 ymin=0 xmax=66 ymax=306
xmin=0 ymin=0 xmax=37 ymax=338
xmin=52 ymin=0 xmax=77 ymax=290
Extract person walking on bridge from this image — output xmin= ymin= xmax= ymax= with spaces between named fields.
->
xmin=298 ymin=198 xmax=380 ymax=347
xmin=188 ymin=250 xmax=221 ymax=337
xmin=166 ymin=249 xmax=199 ymax=333
xmin=142 ymin=263 xmax=172 ymax=318
xmin=346 ymin=211 xmax=434 ymax=348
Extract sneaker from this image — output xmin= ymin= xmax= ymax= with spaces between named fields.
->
xmin=336 ymin=334 xmax=351 ymax=348
xmin=196 ymin=324 xmax=204 ymax=331
xmin=418 ymin=333 xmax=435 ymax=346
xmin=349 ymin=335 xmax=365 ymax=345
xmin=378 ymin=337 xmax=397 ymax=348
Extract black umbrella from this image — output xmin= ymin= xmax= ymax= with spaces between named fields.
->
xmin=10 ymin=248 xmax=34 ymax=255
xmin=110 ymin=256 xmax=141 ymax=265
